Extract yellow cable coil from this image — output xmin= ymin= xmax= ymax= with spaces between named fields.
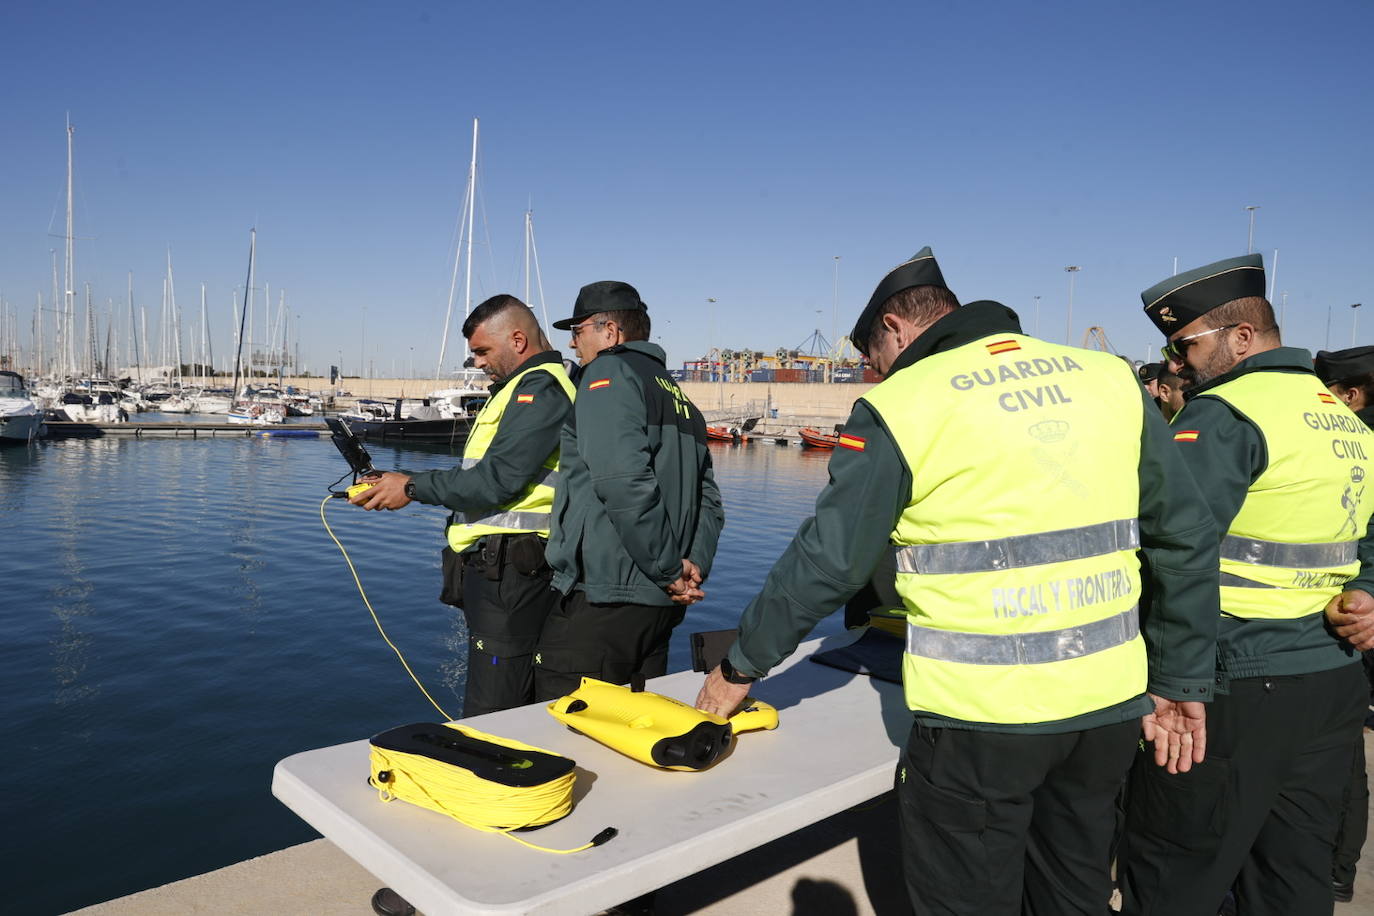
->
xmin=369 ymin=722 xmax=613 ymax=854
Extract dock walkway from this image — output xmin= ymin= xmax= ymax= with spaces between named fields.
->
xmin=43 ymin=421 xmax=327 ymax=439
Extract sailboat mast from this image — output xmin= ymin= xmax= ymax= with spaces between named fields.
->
xmin=462 ymin=117 xmax=478 ymax=361
xmin=130 ymin=272 xmax=142 ymax=383
xmin=527 ymin=210 xmax=552 ymax=338
xmin=231 ymin=229 xmax=255 ymax=400
xmin=168 ymin=250 xmax=183 ymax=386
xmin=200 ymin=283 xmax=209 ymax=380
xmin=36 ymin=292 xmax=44 ymax=377
xmin=84 ymin=284 xmax=95 ymax=377
xmin=434 ymin=117 xmax=479 ymax=381
xmin=64 ymin=118 xmax=76 ymax=379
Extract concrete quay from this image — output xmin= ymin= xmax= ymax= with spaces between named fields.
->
xmin=204 ymin=377 xmax=875 ymax=421
xmin=69 ymin=729 xmax=1374 ymax=916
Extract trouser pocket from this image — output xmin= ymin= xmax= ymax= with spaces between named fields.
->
xmin=897 ymin=731 xmax=989 ymax=901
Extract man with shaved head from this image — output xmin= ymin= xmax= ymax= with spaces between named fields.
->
xmin=354 ymin=294 xmax=575 ymax=716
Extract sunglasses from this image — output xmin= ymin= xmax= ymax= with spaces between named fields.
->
xmin=1162 ymin=324 xmax=1236 ymax=363
xmin=569 ymin=320 xmax=608 ymax=339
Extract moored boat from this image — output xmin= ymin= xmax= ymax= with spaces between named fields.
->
xmin=798 ymin=427 xmax=839 ymax=448
xmin=0 ymin=371 xmax=46 ymax=442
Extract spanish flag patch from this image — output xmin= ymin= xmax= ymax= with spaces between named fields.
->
xmin=588 ymin=378 xmax=611 ymax=390
xmin=838 ymin=434 xmax=866 ymax=451
xmin=1174 ymin=430 xmax=1200 ymax=442
xmin=516 ymin=394 xmax=535 ymax=404
xmin=1319 ymin=392 xmax=1337 ymax=404
xmin=986 ymin=339 xmax=1021 ymax=355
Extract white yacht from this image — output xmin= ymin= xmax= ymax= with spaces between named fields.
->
xmin=0 ymin=371 xmax=45 ymax=442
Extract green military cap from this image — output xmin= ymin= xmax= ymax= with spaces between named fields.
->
xmin=1314 ymin=346 xmax=1374 ymax=385
xmin=1137 ymin=361 xmax=1164 ymax=383
xmin=1141 ymin=254 xmax=1266 ymax=336
xmin=851 ymin=246 xmax=949 ymax=355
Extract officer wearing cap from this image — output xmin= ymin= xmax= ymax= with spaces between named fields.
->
xmin=695 ymin=247 xmax=1219 ymax=915
xmin=352 ymin=294 xmax=575 ymax=716
xmin=1139 ymin=361 xmax=1164 ymax=398
xmin=533 ymin=281 xmax=724 ymax=700
xmin=1138 ymin=362 xmax=1187 ymax=421
xmin=1118 ymin=255 xmax=1374 ymax=915
xmin=1315 ymin=345 xmax=1374 ymax=901
xmin=1317 ymin=346 xmax=1374 ymax=428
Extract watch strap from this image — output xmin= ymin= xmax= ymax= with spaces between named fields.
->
xmin=720 ymin=656 xmax=757 ymax=685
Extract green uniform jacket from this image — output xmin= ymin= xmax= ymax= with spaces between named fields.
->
xmin=407 ymin=351 xmax=573 ymax=526
xmin=728 ymin=303 xmax=1221 ymax=733
xmin=1171 ymin=347 xmax=1374 ymax=682
xmin=547 ymin=341 xmax=725 ymax=606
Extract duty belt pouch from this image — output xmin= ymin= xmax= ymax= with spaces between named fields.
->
xmin=507 ymin=534 xmax=550 ymax=578
xmin=439 ymin=546 xmax=466 ymax=608
xmin=481 ymin=536 xmax=506 ymax=582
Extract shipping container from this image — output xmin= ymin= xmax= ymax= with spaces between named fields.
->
xmin=832 ymin=368 xmax=858 ymax=382
xmin=667 ymin=369 xmax=688 ymax=381
xmin=863 ymin=368 xmax=882 ymax=383
xmin=773 ymin=368 xmax=807 ymax=383
xmin=807 ymin=369 xmax=827 ymax=383
xmin=750 ymin=369 xmax=775 ymax=382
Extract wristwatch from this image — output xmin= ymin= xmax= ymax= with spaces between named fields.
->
xmin=719 ymin=656 xmax=757 ymax=685
xmin=404 ymin=480 xmax=417 ymax=500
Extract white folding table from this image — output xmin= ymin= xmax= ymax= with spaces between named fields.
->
xmin=272 ymin=633 xmax=910 ymax=915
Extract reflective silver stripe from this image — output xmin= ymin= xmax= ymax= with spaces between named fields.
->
xmin=454 ymin=509 xmax=550 ymax=530
xmin=894 ymin=519 xmax=1139 ymax=575
xmin=1220 ymin=535 xmax=1358 ymax=568
xmin=460 ymin=456 xmax=559 ymax=488
xmin=1218 ymin=572 xmax=1275 ymax=589
xmin=906 ymin=606 xmax=1139 ymax=666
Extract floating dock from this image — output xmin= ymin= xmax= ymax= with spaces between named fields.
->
xmin=43 ymin=421 xmax=326 ymax=440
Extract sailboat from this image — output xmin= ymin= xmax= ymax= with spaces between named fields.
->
xmin=348 ymin=118 xmax=488 ymax=443
xmin=51 ymin=121 xmax=125 ymax=425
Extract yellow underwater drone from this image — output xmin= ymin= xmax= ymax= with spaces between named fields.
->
xmin=548 ymin=677 xmax=779 ymax=771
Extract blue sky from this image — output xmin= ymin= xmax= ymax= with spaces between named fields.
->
xmin=2 ymin=0 xmax=1371 ymax=376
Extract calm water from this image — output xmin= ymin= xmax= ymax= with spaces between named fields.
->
xmin=1 ymin=420 xmax=841 ymax=914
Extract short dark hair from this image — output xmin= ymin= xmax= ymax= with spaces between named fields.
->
xmin=1203 ymin=296 xmax=1280 ymax=339
xmin=865 ymin=285 xmax=959 ymax=354
xmin=1157 ymin=365 xmax=1184 ymax=387
xmin=600 ymin=308 xmax=651 ymax=341
xmin=1333 ymin=372 xmax=1374 ymax=402
xmin=880 ymin=284 xmax=960 ymax=327
xmin=463 ymin=294 xmax=529 ymax=338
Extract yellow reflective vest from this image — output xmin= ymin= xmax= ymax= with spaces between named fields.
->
xmin=1199 ymin=372 xmax=1374 ymax=620
xmin=862 ymin=334 xmax=1147 ymax=725
xmin=445 ymin=361 xmax=576 ymax=552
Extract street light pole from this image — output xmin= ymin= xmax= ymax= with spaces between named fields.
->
xmin=707 ymin=297 xmax=721 ymax=408
xmin=1064 ymin=266 xmax=1081 ymax=345
xmin=832 ymin=256 xmax=840 ymax=352
xmin=1352 ymin=304 xmax=1364 ymax=346
xmin=1245 ymin=206 xmax=1260 ymax=254
xmin=1033 ymin=296 xmax=1041 ymax=338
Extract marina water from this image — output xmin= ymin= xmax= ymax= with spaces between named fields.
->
xmin=1 ymin=424 xmax=843 ymax=913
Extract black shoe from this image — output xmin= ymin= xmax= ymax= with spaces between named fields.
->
xmin=372 ymin=887 xmax=416 ymax=916
xmin=1334 ymin=879 xmax=1355 ymax=903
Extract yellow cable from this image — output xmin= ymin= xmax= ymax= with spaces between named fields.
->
xmin=321 ymin=497 xmax=616 ymax=854
xmin=320 ymin=495 xmax=455 ymax=721
xmin=370 ymin=723 xmax=607 ymax=854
